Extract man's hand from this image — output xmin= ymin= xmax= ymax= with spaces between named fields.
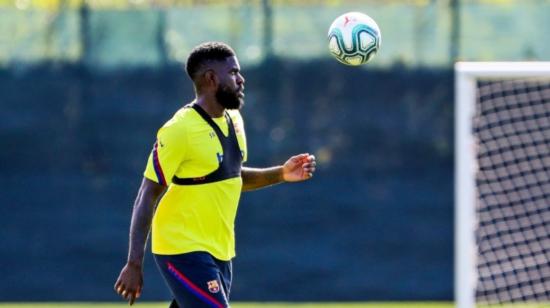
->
xmin=241 ymin=154 xmax=316 ymax=191
xmin=114 ymin=178 xmax=165 ymax=305
xmin=114 ymin=262 xmax=143 ymax=305
xmin=282 ymin=153 xmax=316 ymax=182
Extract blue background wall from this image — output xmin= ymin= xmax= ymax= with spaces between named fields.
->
xmin=0 ymin=61 xmax=454 ymax=301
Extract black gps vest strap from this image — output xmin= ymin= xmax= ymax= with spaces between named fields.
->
xmin=172 ymin=104 xmax=242 ymax=185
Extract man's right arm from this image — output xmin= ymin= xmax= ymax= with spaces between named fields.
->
xmin=114 ymin=177 xmax=166 ymax=305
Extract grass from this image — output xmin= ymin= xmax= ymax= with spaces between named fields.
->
xmin=0 ymin=303 xmax=455 ymax=308
xmin=1 ymin=303 xmax=547 ymax=308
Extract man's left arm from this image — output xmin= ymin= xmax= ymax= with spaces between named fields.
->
xmin=241 ymin=153 xmax=316 ymax=192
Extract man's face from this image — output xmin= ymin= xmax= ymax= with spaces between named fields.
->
xmin=214 ymin=56 xmax=245 ymax=110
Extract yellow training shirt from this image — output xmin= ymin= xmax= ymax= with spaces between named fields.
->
xmin=143 ymin=105 xmax=247 ymax=260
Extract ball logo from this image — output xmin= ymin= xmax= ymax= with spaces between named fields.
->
xmin=343 ymin=16 xmax=353 ymax=27
xmin=207 ymin=280 xmax=220 ymax=293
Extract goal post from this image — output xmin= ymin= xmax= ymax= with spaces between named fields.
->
xmin=455 ymin=62 xmax=550 ymax=308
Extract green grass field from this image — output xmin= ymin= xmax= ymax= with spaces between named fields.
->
xmin=1 ymin=303 xmax=548 ymax=308
xmin=0 ymin=303 xmax=454 ymax=308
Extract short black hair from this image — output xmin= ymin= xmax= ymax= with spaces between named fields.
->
xmin=186 ymin=42 xmax=236 ymax=81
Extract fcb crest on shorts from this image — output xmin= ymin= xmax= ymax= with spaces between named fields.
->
xmin=207 ymin=280 xmax=220 ymax=293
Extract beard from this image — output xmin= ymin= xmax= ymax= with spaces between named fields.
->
xmin=216 ymin=84 xmax=243 ymax=110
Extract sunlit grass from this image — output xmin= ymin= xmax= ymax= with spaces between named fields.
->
xmin=1 ymin=302 xmax=547 ymax=308
xmin=0 ymin=302 xmax=455 ymax=308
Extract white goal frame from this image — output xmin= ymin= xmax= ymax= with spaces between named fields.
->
xmin=454 ymin=62 xmax=550 ymax=308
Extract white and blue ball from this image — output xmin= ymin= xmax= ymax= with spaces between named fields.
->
xmin=328 ymin=12 xmax=381 ymax=66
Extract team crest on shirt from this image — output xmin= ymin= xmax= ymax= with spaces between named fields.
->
xmin=207 ymin=280 xmax=220 ymax=293
xmin=233 ymin=122 xmax=241 ymax=134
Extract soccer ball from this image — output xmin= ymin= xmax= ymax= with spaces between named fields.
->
xmin=328 ymin=12 xmax=381 ymax=66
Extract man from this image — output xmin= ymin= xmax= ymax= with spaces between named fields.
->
xmin=114 ymin=42 xmax=316 ymax=307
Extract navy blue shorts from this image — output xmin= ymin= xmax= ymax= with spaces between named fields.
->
xmin=154 ymin=252 xmax=232 ymax=308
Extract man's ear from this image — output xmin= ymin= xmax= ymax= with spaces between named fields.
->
xmin=204 ymin=69 xmax=219 ymax=88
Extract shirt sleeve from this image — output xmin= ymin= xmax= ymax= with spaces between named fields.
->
xmin=143 ymin=120 xmax=186 ymax=186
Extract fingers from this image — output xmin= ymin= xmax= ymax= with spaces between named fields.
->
xmin=133 ymin=286 xmax=142 ymax=304
xmin=290 ymin=153 xmax=315 ymax=166
xmin=115 ymin=282 xmax=124 ymax=295
xmin=290 ymin=153 xmax=309 ymax=163
xmin=302 ymin=155 xmax=316 ymax=166
xmin=304 ymin=154 xmax=316 ymax=164
xmin=128 ymin=292 xmax=137 ymax=305
xmin=302 ymin=161 xmax=316 ymax=171
xmin=115 ymin=263 xmax=145 ymax=305
xmin=128 ymin=287 xmax=142 ymax=305
xmin=122 ymin=288 xmax=138 ymax=305
xmin=116 ymin=284 xmax=128 ymax=298
xmin=115 ymin=282 xmax=140 ymax=305
xmin=283 ymin=153 xmax=316 ymax=181
xmin=302 ymin=155 xmax=316 ymax=178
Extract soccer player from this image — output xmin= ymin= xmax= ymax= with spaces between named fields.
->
xmin=114 ymin=42 xmax=316 ymax=307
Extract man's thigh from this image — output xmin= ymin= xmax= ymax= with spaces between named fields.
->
xmin=155 ymin=252 xmax=229 ymax=308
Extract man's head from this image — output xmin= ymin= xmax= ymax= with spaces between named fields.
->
xmin=186 ymin=42 xmax=245 ymax=110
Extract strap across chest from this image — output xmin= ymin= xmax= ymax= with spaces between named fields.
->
xmin=171 ymin=104 xmax=243 ymax=185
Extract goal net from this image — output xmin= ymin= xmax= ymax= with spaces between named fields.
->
xmin=455 ymin=62 xmax=550 ymax=308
